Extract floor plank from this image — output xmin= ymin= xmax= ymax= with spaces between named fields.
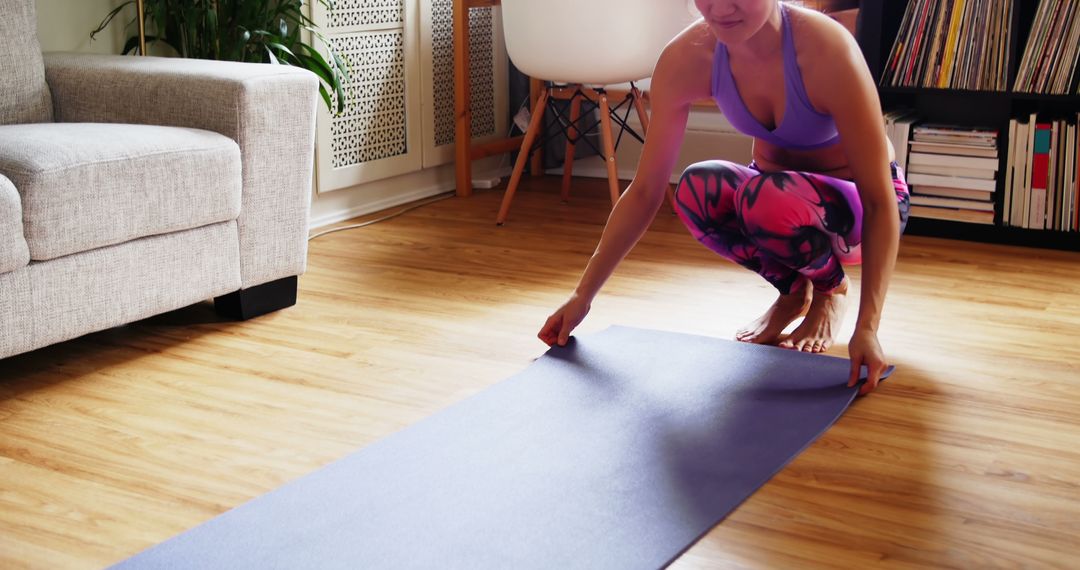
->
xmin=2 ymin=176 xmax=1079 ymax=569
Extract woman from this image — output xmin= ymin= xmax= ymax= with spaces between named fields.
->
xmin=537 ymin=0 xmax=910 ymax=395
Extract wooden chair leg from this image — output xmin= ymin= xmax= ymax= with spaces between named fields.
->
xmin=497 ymin=87 xmax=550 ymax=225
xmin=631 ymin=87 xmax=650 ymax=132
xmin=561 ymin=91 xmax=583 ymax=202
xmin=529 ymin=79 xmax=544 ymax=177
xmin=597 ymin=92 xmax=621 ymax=206
xmin=632 ymin=87 xmax=677 ymax=215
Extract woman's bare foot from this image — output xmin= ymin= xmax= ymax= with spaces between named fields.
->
xmin=779 ymin=277 xmax=850 ymax=353
xmin=735 ymin=278 xmax=812 ymax=345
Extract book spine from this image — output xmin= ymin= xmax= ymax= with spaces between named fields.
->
xmin=1010 ymin=120 xmax=1029 ymax=227
xmin=1023 ymin=112 xmax=1037 ymax=228
xmin=883 ymin=0 xmax=919 ymax=86
xmin=1031 ymin=122 xmax=1052 ymax=229
xmin=1075 ymin=112 xmax=1080 ymax=230
xmin=940 ymin=0 xmax=967 ymax=88
xmin=1004 ymin=118 xmax=1016 ymax=225
xmin=1016 ymin=0 xmax=1052 ymax=91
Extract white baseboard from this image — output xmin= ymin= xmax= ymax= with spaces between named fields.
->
xmin=548 ymin=163 xmax=640 ymax=182
xmin=308 ymin=165 xmax=513 ymax=230
xmin=308 ymin=186 xmax=449 ymax=230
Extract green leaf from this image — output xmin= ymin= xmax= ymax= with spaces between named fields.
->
xmin=90 ymin=1 xmax=135 ymax=41
xmin=268 ymin=42 xmax=297 ymax=61
xmin=318 ymin=85 xmax=333 ymax=116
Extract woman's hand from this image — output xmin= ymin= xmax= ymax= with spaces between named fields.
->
xmin=538 ymin=294 xmax=592 ymax=347
xmin=847 ymin=327 xmax=888 ymax=396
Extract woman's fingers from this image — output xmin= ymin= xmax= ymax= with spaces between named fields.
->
xmin=847 ymin=358 xmax=862 ymax=388
xmin=557 ymin=317 xmax=572 ymax=346
xmin=538 ymin=314 xmax=562 ymax=346
xmin=859 ymin=361 xmax=887 ymax=395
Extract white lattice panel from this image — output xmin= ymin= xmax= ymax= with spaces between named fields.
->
xmin=328 ymin=0 xmax=404 ymax=30
xmin=430 ymin=2 xmax=496 ymax=146
xmin=420 ymin=1 xmax=507 ymax=168
xmin=329 ymin=31 xmax=408 ymax=168
xmin=312 ymin=0 xmax=422 ymax=192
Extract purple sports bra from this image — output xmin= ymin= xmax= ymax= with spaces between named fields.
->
xmin=711 ymin=3 xmax=840 ymax=150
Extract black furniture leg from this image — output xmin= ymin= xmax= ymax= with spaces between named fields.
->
xmin=214 ymin=276 xmax=298 ymax=320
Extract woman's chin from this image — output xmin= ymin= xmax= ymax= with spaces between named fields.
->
xmin=709 ymin=27 xmax=746 ymax=43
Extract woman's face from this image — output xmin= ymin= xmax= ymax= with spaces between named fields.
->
xmin=693 ymin=0 xmax=777 ymax=43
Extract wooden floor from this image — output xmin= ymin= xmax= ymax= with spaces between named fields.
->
xmin=2 ymin=176 xmax=1079 ymax=569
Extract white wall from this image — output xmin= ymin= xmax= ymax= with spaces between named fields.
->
xmin=36 ymin=0 xmax=131 ymax=55
xmin=309 ymin=156 xmax=507 ymax=229
xmin=555 ymin=107 xmax=754 ymax=183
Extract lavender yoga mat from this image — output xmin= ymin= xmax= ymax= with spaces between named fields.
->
xmin=112 ymin=326 xmax=892 ymax=570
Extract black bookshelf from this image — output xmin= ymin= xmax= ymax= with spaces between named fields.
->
xmin=857 ymin=0 xmax=1080 ymax=252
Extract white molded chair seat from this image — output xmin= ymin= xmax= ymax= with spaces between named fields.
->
xmin=495 ymin=0 xmax=699 ymax=224
xmin=501 ymin=0 xmax=699 ymax=86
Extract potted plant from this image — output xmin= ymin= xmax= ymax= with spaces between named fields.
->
xmin=92 ymin=0 xmax=349 ymax=115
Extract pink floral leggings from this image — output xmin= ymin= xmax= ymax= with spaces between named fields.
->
xmin=674 ymin=160 xmax=910 ymax=295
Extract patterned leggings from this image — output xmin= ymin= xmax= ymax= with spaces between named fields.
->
xmin=674 ymin=160 xmax=910 ymax=295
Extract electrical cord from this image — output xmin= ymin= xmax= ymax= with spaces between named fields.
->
xmin=307 ymin=192 xmax=456 ymax=241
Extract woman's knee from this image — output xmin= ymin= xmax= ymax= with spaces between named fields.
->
xmin=736 ymin=172 xmax=856 ymax=238
xmin=673 ymin=161 xmax=752 ymax=247
xmin=675 ymin=160 xmax=749 ymax=203
xmin=734 ymin=173 xmax=790 ymax=228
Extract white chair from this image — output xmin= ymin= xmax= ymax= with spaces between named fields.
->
xmin=496 ymin=0 xmax=699 ymax=224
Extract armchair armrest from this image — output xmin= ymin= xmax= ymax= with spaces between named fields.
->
xmin=43 ymin=53 xmax=319 ymax=289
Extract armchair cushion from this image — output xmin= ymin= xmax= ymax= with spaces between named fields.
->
xmin=0 ymin=123 xmax=242 ymax=261
xmin=43 ymin=54 xmax=318 ymax=288
xmin=0 ymin=0 xmax=53 ymax=125
xmin=0 ymin=174 xmax=30 ymax=273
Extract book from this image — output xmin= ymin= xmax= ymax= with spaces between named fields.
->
xmin=1048 ymin=121 xmax=1059 ymax=230
xmin=1007 ymin=119 xmax=1032 ymax=227
xmin=1029 ymin=122 xmax=1052 ymax=229
xmin=1062 ymin=123 xmax=1071 ymax=229
xmin=1003 ymin=119 xmax=1017 ymax=225
xmin=906 ymin=163 xmax=997 ymax=180
xmin=908 ymin=172 xmax=997 ymax=192
xmin=910 ymin=205 xmax=995 ymax=224
xmin=938 ymin=0 xmax=966 ymax=88
xmin=883 ymin=0 xmax=1011 ymax=90
xmin=910 ymin=195 xmax=994 ymax=211
xmin=907 ymin=153 xmax=999 ymax=172
xmin=1023 ymin=112 xmax=1038 ymax=227
xmin=912 ymin=185 xmax=995 ymax=201
xmin=1015 ymin=0 xmax=1080 ymax=94
xmin=1074 ymin=113 xmax=1080 ymax=230
xmin=884 ymin=108 xmax=919 ymax=172
xmin=912 ymin=126 xmax=998 ymax=146
xmin=908 ymin=141 xmax=999 ymax=158
xmin=1017 ymin=118 xmax=1032 ymax=227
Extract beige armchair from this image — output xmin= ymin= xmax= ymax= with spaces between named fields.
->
xmin=0 ymin=0 xmax=319 ymax=360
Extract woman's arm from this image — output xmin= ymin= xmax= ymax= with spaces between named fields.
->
xmin=539 ymin=25 xmax=713 ymax=346
xmin=572 ymin=53 xmax=699 ymax=300
xmin=810 ymin=18 xmax=899 ymax=393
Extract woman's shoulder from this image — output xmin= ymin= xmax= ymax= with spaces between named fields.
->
xmin=659 ymin=19 xmax=717 ymax=70
xmin=786 ymin=4 xmax=867 ymax=91
xmin=651 ymin=19 xmax=716 ymax=103
xmin=786 ymin=5 xmax=862 ymax=61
